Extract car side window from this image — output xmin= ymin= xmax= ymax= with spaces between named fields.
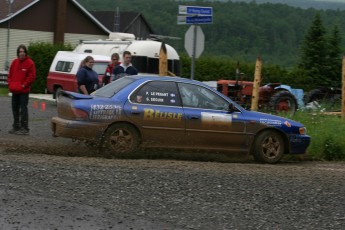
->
xmin=178 ymin=83 xmax=229 ymax=110
xmin=130 ymin=81 xmax=181 ymax=106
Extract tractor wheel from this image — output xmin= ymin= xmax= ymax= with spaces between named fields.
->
xmin=269 ymin=91 xmax=297 ymax=115
xmin=303 ymin=88 xmax=327 ymax=104
xmin=304 ymin=88 xmax=342 ymax=111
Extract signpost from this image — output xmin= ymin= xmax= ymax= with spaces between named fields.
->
xmin=185 ymin=25 xmax=204 ymax=80
xmin=177 ymin=15 xmax=212 ymax=25
xmin=178 ymin=5 xmax=213 ymax=79
xmin=184 ymin=25 xmax=204 ymax=58
xmin=178 ymin=5 xmax=213 ymax=16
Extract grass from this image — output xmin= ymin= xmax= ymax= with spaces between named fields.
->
xmin=286 ymin=110 xmax=345 ymax=161
xmin=0 ymin=86 xmax=8 ymax=95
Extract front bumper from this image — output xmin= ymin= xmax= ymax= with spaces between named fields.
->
xmin=289 ymin=134 xmax=311 ymax=154
xmin=51 ymin=117 xmax=108 ymax=141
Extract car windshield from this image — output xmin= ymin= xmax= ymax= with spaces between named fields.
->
xmin=92 ymin=77 xmax=136 ymax=98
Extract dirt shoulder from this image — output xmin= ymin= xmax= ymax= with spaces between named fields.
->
xmin=0 ymin=95 xmax=89 ymax=155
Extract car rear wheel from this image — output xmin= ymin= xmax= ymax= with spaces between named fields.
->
xmin=252 ymin=130 xmax=285 ymax=163
xmin=103 ymin=123 xmax=140 ymax=155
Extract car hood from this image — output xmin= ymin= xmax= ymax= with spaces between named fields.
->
xmin=242 ymin=110 xmax=305 ymax=134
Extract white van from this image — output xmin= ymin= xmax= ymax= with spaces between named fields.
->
xmin=46 ymin=51 xmax=110 ymax=98
xmin=74 ymin=32 xmax=181 ymax=76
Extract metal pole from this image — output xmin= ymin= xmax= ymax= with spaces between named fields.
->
xmin=190 ymin=25 xmax=197 ymax=80
xmin=5 ymin=0 xmax=13 ymax=71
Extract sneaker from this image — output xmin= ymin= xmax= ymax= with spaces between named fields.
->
xmin=8 ymin=128 xmax=20 ymax=134
xmin=15 ymin=128 xmax=29 ymax=135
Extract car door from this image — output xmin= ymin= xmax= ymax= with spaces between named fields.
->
xmin=178 ymin=82 xmax=247 ymax=152
xmin=125 ymin=80 xmax=185 ymax=147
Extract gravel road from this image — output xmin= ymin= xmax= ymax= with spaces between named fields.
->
xmin=1 ymin=95 xmax=345 ymax=230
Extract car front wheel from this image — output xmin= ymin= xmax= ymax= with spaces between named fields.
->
xmin=252 ymin=130 xmax=285 ymax=163
xmin=103 ymin=123 xmax=140 ymax=155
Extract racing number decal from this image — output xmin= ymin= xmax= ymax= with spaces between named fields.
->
xmin=90 ymin=104 xmax=122 ymax=120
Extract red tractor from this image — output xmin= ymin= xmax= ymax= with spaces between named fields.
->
xmin=217 ymin=79 xmax=298 ymax=114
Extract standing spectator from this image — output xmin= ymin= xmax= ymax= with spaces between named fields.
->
xmin=8 ymin=44 xmax=36 ymax=135
xmin=77 ymin=56 xmax=99 ymax=95
xmin=113 ymin=51 xmax=138 ymax=80
xmin=102 ymin=53 xmax=120 ymax=86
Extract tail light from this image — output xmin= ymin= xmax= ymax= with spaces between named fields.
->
xmin=71 ymin=108 xmax=89 ymax=119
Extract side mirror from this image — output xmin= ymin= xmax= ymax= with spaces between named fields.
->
xmin=228 ymin=103 xmax=236 ymax=113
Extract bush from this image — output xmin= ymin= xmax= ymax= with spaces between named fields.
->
xmin=180 ymin=55 xmax=289 ymax=83
xmin=28 ymin=42 xmax=73 ymax=93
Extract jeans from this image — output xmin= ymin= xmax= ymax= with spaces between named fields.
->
xmin=11 ymin=93 xmax=29 ymax=130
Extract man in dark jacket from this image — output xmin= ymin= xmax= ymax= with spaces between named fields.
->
xmin=8 ymin=44 xmax=36 ymax=135
xmin=113 ymin=51 xmax=138 ymax=80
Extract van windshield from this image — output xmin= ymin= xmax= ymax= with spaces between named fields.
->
xmin=92 ymin=77 xmax=136 ymax=98
xmin=132 ymin=56 xmax=180 ymax=76
xmin=93 ymin=62 xmax=109 ymax=75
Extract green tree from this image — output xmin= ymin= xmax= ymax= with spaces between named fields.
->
xmin=298 ymin=12 xmax=328 ymax=88
xmin=326 ymin=25 xmax=342 ymax=88
xmin=28 ymin=42 xmax=73 ymax=93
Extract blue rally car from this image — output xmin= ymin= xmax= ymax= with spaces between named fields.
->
xmin=51 ymin=75 xmax=310 ymax=163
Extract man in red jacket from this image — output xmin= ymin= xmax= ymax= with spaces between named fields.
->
xmin=7 ymin=44 xmax=36 ymax=135
xmin=102 ymin=53 xmax=120 ymax=86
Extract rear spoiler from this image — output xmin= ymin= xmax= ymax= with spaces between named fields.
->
xmin=60 ymin=90 xmax=93 ymax=100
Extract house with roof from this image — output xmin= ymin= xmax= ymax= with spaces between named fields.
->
xmin=90 ymin=11 xmax=154 ymax=40
xmin=0 ymin=0 xmax=154 ymax=71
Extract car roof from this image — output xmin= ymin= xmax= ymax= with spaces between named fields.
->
xmin=128 ymin=75 xmax=205 ymax=85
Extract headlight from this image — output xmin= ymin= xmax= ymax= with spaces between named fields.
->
xmin=299 ymin=127 xmax=307 ymax=135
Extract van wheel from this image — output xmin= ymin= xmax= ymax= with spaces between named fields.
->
xmin=54 ymin=87 xmax=62 ymax=102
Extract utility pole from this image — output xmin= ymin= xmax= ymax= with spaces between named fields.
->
xmin=341 ymin=56 xmax=345 ymax=122
xmin=114 ymin=7 xmax=120 ymax=32
xmin=5 ymin=0 xmax=14 ymax=71
xmin=251 ymin=57 xmax=262 ymax=111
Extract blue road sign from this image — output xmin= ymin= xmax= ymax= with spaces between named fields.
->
xmin=177 ymin=15 xmax=212 ymax=25
xmin=179 ymin=5 xmax=213 ymax=16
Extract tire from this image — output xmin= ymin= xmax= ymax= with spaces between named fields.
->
xmin=304 ymin=88 xmax=341 ymax=111
xmin=269 ymin=91 xmax=297 ymax=115
xmin=303 ymin=88 xmax=326 ymax=104
xmin=103 ymin=123 xmax=140 ymax=155
xmin=252 ymin=130 xmax=285 ymax=164
xmin=54 ymin=87 xmax=62 ymax=100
